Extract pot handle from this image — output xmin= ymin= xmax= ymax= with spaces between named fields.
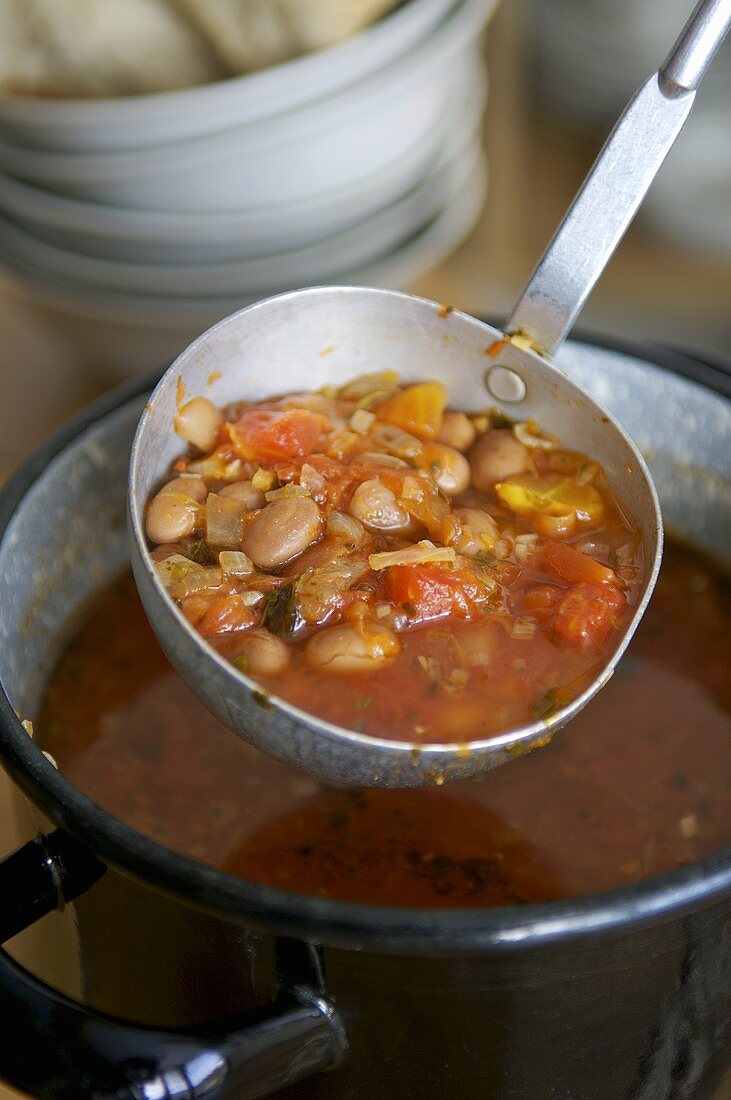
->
xmin=0 ymin=831 xmax=347 ymax=1099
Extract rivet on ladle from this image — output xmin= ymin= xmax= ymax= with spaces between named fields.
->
xmin=485 ymin=366 xmax=527 ymax=403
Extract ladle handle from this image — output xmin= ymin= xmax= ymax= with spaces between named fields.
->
xmin=505 ymin=0 xmax=731 ymax=357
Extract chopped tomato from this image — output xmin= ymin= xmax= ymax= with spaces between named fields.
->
xmin=180 ymin=595 xmax=209 ymax=626
xmin=553 ymin=583 xmax=626 ymax=650
xmin=272 ymin=454 xmax=356 ymax=508
xmin=196 ymin=595 xmax=258 ymax=636
xmin=230 ymin=409 xmax=329 ymax=460
xmin=385 ymin=563 xmax=490 ymax=623
xmin=521 ymin=584 xmax=564 ymax=620
xmin=543 ymin=540 xmax=617 ymax=585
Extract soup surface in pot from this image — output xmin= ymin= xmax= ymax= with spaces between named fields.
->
xmin=36 ymin=538 xmax=730 ymax=908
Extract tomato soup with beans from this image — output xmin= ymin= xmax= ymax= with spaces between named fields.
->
xmin=36 ymin=539 xmax=730 ymax=907
xmin=145 ymin=372 xmax=644 ymax=743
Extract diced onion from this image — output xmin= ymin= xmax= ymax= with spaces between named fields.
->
xmin=300 ymin=463 xmax=328 ymax=501
xmin=265 ymin=483 xmax=307 ymax=502
xmin=513 ymin=421 xmax=557 ymax=450
xmin=417 ymin=655 xmax=439 ymax=679
xmin=614 ymin=542 xmax=636 ymax=568
xmin=494 ymin=538 xmax=513 ymax=561
xmin=206 ymin=493 xmax=247 ymax=548
xmin=679 ymin=813 xmax=699 ymax=838
xmin=511 ymin=618 xmax=536 ymax=639
xmin=252 ymin=467 xmax=277 ymax=492
xmin=174 ymin=396 xmax=224 ymax=452
xmin=514 ymin=533 xmax=539 ymax=563
xmin=186 ymin=454 xmax=229 ymax=479
xmin=297 ymin=556 xmax=371 ymax=624
xmin=154 ymin=555 xmax=221 ymax=598
xmin=338 ymin=370 xmax=400 ymax=401
xmin=223 ymin=459 xmax=245 ymax=481
xmin=219 ymin=550 xmax=254 ymax=576
xmin=446 ymin=668 xmax=469 ymax=690
xmin=399 ymin=475 xmax=422 ymax=502
xmin=154 ymin=554 xmax=204 ymax=588
xmin=239 ymin=590 xmax=265 ymax=607
xmin=574 ymin=538 xmax=610 ymax=559
xmin=576 ymin=462 xmax=600 ymax=486
xmin=369 ymin=540 xmax=456 ymax=570
xmin=369 ymin=422 xmax=423 ymax=460
xmin=349 ymin=408 xmax=376 ymax=435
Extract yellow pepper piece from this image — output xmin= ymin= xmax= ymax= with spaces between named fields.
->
xmin=495 ymin=473 xmax=604 ymax=524
xmin=374 ymin=381 xmax=447 ymax=441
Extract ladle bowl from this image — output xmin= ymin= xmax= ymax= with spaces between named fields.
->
xmin=128 ymin=285 xmax=662 ymax=787
xmin=129 ymin=0 xmax=729 ymax=786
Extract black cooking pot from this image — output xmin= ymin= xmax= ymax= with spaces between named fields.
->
xmin=0 ymin=335 xmax=729 ymax=1100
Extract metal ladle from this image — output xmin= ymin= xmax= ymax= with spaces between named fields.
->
xmin=129 ymin=0 xmax=729 ymax=788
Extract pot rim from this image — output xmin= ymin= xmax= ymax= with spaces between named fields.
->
xmin=0 ymin=334 xmax=729 ymax=955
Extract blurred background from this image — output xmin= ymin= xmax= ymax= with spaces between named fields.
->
xmin=0 ymin=0 xmax=728 ymax=482
xmin=0 ymin=2 xmax=728 ymax=1097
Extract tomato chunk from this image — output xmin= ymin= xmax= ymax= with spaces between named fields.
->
xmin=543 ymin=540 xmax=617 ymax=586
xmin=553 ymin=583 xmax=626 ymax=650
xmin=273 ymin=454 xmax=357 ymax=508
xmin=196 ymin=595 xmax=258 ymax=636
xmin=521 ymin=584 xmax=564 ymax=620
xmin=385 ymin=563 xmax=490 ymax=623
xmin=231 ymin=409 xmax=328 ymax=460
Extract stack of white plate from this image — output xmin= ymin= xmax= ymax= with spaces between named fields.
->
xmin=0 ymin=0 xmax=497 ymax=368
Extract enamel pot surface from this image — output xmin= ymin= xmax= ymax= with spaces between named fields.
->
xmin=0 ymin=336 xmax=728 ymax=1099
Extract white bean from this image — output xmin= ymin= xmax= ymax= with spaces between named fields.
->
xmin=421 ymin=443 xmax=471 ymax=496
xmin=235 ymin=630 xmax=290 ymax=678
xmin=219 ymin=480 xmax=266 ymax=510
xmin=174 ymin=397 xmax=224 ymax=453
xmin=146 ymin=491 xmax=201 ymax=544
xmin=452 ymin=507 xmax=498 ymax=556
xmin=348 ymin=479 xmax=411 ymax=534
xmin=161 ymin=475 xmax=208 ymax=503
xmin=242 ymin=496 xmax=322 ymax=570
xmin=436 ymin=411 xmax=476 ymax=452
xmin=305 ymin=623 xmax=400 ymax=675
xmin=469 ymin=430 xmax=530 ymax=491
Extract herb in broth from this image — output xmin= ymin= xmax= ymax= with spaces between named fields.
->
xmin=144 ymin=372 xmax=644 ymax=744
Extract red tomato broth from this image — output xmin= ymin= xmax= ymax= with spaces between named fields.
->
xmin=36 ymin=539 xmax=731 ymax=908
xmin=227 ymin=618 xmax=601 ymax=743
xmin=148 ymin=374 xmax=645 ymax=745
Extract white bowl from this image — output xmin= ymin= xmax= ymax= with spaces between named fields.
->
xmin=0 ymin=0 xmax=456 ymax=153
xmin=0 ymin=0 xmax=495 ymax=211
xmin=0 ymin=58 xmax=487 ymax=262
xmin=2 ymin=149 xmax=487 ymax=337
xmin=0 ymin=132 xmax=483 ymax=297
